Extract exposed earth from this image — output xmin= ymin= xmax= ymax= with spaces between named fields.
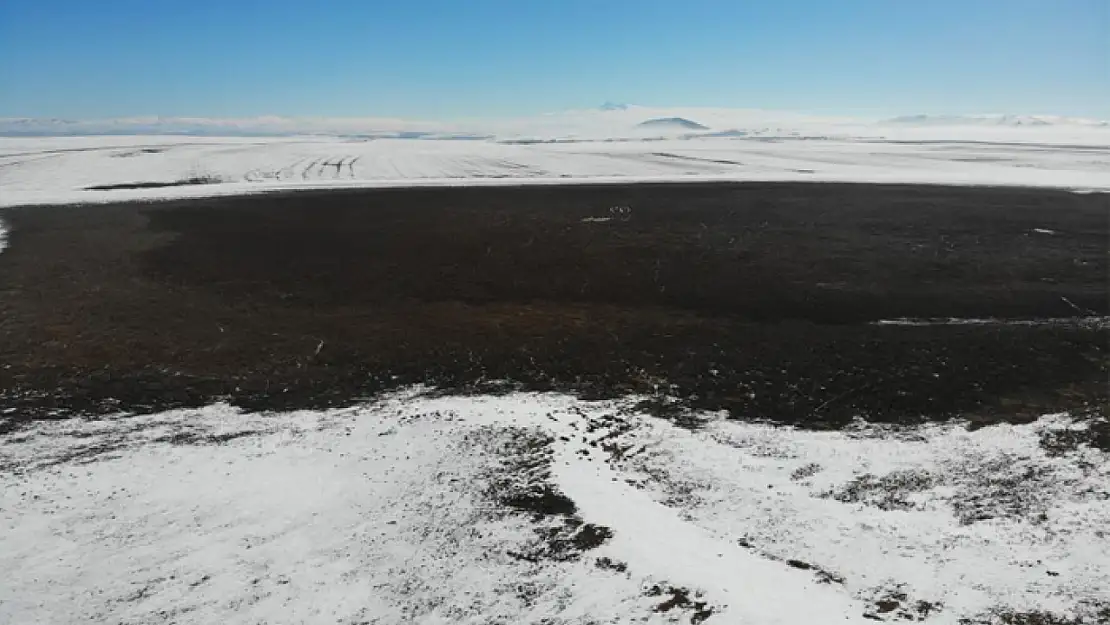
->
xmin=0 ymin=182 xmax=1106 ymax=434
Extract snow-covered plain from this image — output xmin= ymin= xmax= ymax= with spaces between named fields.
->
xmin=3 ymin=107 xmax=1109 ymax=624
xmin=2 ymin=106 xmax=1109 ymax=207
xmin=2 ymin=391 xmax=1107 ymax=624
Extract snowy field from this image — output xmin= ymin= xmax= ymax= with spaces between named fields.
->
xmin=2 ymin=136 xmax=1109 ymax=208
xmin=2 ymin=391 xmax=1108 ymax=624
xmin=3 ymin=107 xmax=1110 ymax=207
xmin=2 ymin=107 xmax=1108 ymax=624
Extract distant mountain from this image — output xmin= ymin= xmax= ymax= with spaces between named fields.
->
xmin=886 ymin=114 xmax=1108 ymax=127
xmin=6 ymin=109 xmax=1107 ymax=140
xmin=637 ymin=117 xmax=709 ymax=130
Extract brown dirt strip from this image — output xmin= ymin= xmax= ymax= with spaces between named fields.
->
xmin=0 ymin=182 xmax=1106 ymax=433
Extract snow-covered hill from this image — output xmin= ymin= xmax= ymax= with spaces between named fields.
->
xmin=637 ymin=117 xmax=710 ymax=130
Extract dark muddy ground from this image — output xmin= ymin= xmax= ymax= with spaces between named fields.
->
xmin=0 ymin=182 xmax=1106 ymax=433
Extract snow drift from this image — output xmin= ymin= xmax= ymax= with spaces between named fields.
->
xmin=2 ymin=391 xmax=1107 ymax=624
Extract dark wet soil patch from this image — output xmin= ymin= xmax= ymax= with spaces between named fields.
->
xmin=86 ymin=175 xmax=219 ymax=190
xmin=827 ymin=470 xmax=938 ymax=511
xmin=153 ymin=430 xmax=259 ymax=446
xmin=0 ymin=182 xmax=1106 ymax=434
xmin=501 ymin=486 xmax=577 ymax=517
xmin=471 ymin=427 xmax=613 ymax=563
xmin=595 ymin=556 xmax=628 ymax=572
xmin=112 ymin=148 xmax=168 ymax=158
xmin=864 ymin=585 xmax=942 ymax=621
xmin=510 ymin=519 xmax=612 ymax=562
xmin=1040 ymin=418 xmax=1110 ymax=455
xmin=960 ymin=604 xmax=1110 ymax=625
xmin=646 ymin=584 xmax=716 ymax=623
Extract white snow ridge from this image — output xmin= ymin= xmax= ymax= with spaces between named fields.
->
xmin=2 ymin=391 xmax=1108 ymax=625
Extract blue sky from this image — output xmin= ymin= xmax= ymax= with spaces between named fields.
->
xmin=1 ymin=0 xmax=1107 ymax=119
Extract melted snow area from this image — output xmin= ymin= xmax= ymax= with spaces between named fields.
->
xmin=2 ymin=391 xmax=1107 ymax=625
xmin=2 ymin=133 xmax=1110 ymax=207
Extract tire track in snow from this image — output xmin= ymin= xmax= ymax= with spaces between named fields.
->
xmin=301 ymin=158 xmax=321 ymax=180
xmin=325 ymin=157 xmax=343 ymax=179
xmin=385 ymin=153 xmax=406 ymax=178
xmin=652 ymin=152 xmax=746 ymax=166
xmin=326 ymin=156 xmax=353 ymax=179
xmin=243 ymin=166 xmax=266 ymax=182
xmin=493 ymin=159 xmax=547 ymax=177
xmin=600 ymin=151 xmax=716 ymax=173
xmin=0 ymin=152 xmax=67 ymax=170
xmin=275 ymin=157 xmax=308 ymax=181
xmin=318 ymin=156 xmax=353 ymax=179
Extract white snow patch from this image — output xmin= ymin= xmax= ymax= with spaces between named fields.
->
xmin=2 ymin=392 xmax=1108 ymax=624
xmin=0 ymin=216 xmax=7 ymax=255
xmin=614 ymin=412 xmax=1110 ymax=622
xmin=875 ymin=316 xmax=1109 ymax=328
xmin=551 ymin=432 xmax=863 ymax=623
xmin=1031 ymin=228 xmax=1057 ymax=235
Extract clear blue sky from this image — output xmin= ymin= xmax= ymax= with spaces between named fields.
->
xmin=1 ymin=0 xmax=1107 ymax=119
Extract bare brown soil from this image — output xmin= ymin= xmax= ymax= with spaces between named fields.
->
xmin=0 ymin=182 xmax=1106 ymax=433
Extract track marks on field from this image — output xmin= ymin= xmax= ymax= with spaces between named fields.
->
xmin=301 ymin=158 xmax=322 ymax=180
xmin=275 ymin=157 xmax=309 ymax=181
xmin=652 ymin=151 xmax=745 ymax=166
xmin=0 ymin=152 xmax=67 ymax=170
xmin=278 ymin=155 xmax=361 ymax=181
